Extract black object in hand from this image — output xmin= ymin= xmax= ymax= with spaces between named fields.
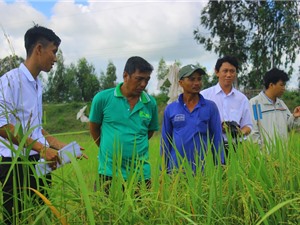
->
xmin=222 ymin=121 xmax=240 ymax=139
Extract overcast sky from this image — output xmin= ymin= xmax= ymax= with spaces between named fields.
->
xmin=0 ymin=0 xmax=298 ymax=93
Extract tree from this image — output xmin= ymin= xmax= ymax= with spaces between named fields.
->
xmin=157 ymin=58 xmax=182 ymax=96
xmin=74 ymin=58 xmax=100 ymax=102
xmin=44 ymin=49 xmax=68 ymax=102
xmin=64 ymin=64 xmax=81 ymax=102
xmin=194 ymin=62 xmax=216 ymax=90
xmin=157 ymin=58 xmax=170 ymax=95
xmin=194 ymin=0 xmax=300 ymax=89
xmin=44 ymin=53 xmax=100 ymax=103
xmin=99 ymin=61 xmax=117 ymax=90
xmin=0 ymin=55 xmax=24 ymax=76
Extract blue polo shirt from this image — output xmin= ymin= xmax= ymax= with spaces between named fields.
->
xmin=89 ymin=83 xmax=159 ymax=180
xmin=161 ymin=94 xmax=224 ymax=172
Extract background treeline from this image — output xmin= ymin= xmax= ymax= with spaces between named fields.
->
xmin=0 ymin=0 xmax=299 ymax=105
xmin=0 ymin=54 xmax=299 ymax=105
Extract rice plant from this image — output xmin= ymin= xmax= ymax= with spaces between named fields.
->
xmin=1 ymin=130 xmax=300 ymax=224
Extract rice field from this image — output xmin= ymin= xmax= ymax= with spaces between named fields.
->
xmin=1 ymin=131 xmax=300 ymax=225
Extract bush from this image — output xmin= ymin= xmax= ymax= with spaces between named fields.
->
xmin=282 ymin=90 xmax=300 ymax=112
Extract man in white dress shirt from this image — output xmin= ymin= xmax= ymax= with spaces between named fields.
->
xmin=201 ymin=56 xmax=252 ymax=155
xmin=0 ymin=25 xmax=66 ymax=224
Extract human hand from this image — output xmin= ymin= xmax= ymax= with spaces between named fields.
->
xmin=293 ymin=106 xmax=300 ymax=118
xmin=78 ymin=146 xmax=88 ymax=160
xmin=41 ymin=147 xmax=61 ymax=170
xmin=222 ymin=121 xmax=241 ymax=138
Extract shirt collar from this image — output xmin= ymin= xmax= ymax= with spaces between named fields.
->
xmin=261 ymin=91 xmax=280 ymax=105
xmin=216 ymin=82 xmax=236 ymax=95
xmin=178 ymin=93 xmax=206 ymax=106
xmin=19 ymin=63 xmax=41 ymax=88
xmin=114 ymin=82 xmax=151 ymax=103
xmin=20 ymin=63 xmax=35 ymax=82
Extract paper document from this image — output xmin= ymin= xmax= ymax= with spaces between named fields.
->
xmin=35 ymin=141 xmax=81 ymax=176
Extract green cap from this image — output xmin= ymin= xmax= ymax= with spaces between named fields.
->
xmin=178 ymin=64 xmax=206 ymax=80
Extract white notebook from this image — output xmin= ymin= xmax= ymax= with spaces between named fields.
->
xmin=35 ymin=141 xmax=81 ymax=176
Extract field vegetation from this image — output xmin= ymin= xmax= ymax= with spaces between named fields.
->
xmin=1 ymin=103 xmax=300 ymax=224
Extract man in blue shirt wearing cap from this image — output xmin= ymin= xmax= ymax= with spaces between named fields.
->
xmin=160 ymin=64 xmax=224 ymax=173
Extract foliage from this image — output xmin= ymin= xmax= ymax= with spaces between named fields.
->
xmin=194 ymin=0 xmax=300 ymax=89
xmin=282 ymin=90 xmax=300 ymax=112
xmin=44 ymin=49 xmax=69 ymax=102
xmin=194 ymin=62 xmax=216 ymax=90
xmin=0 ymin=55 xmax=24 ymax=76
xmin=43 ymin=102 xmax=89 ymax=134
xmin=43 ymin=51 xmax=100 ymax=103
xmin=1 ymin=103 xmax=300 ymax=224
xmin=156 ymin=58 xmax=218 ymax=104
xmin=156 ymin=58 xmax=170 ymax=96
xmin=1 ymin=131 xmax=300 ymax=224
xmin=99 ymin=60 xmax=117 ymax=91
xmin=74 ymin=58 xmax=100 ymax=102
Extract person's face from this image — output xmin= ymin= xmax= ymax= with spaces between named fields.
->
xmin=124 ymin=69 xmax=151 ymax=96
xmin=38 ymin=42 xmax=59 ymax=72
xmin=270 ymin=80 xmax=286 ymax=98
xmin=215 ymin=62 xmax=237 ymax=87
xmin=179 ymin=71 xmax=202 ymax=94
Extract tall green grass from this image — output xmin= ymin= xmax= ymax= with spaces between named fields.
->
xmin=1 ymin=131 xmax=300 ymax=224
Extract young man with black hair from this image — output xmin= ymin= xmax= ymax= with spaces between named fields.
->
xmin=249 ymin=68 xmax=300 ymax=147
xmin=0 ymin=25 xmax=73 ymax=224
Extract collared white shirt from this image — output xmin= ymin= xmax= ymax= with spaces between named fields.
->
xmin=201 ymin=83 xmax=253 ymax=140
xmin=0 ymin=63 xmax=49 ymax=157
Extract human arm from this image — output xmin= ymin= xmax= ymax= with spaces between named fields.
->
xmin=148 ymin=131 xmax=154 ymax=139
xmin=160 ymin=107 xmax=173 ymax=169
xmin=209 ymin=103 xmax=225 ymax=164
xmin=249 ymin=99 xmax=263 ymax=145
xmin=0 ymin=124 xmax=60 ymax=169
xmin=239 ymin=97 xmax=253 ymax=136
xmin=42 ymin=129 xmax=87 ymax=159
xmin=148 ymin=97 xmax=159 ymax=140
xmin=42 ymin=129 xmax=67 ymax=150
xmin=89 ymin=122 xmax=101 ymax=147
xmin=288 ymin=106 xmax=300 ymax=129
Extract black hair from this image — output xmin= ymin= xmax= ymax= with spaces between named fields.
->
xmin=215 ymin=55 xmax=239 ymax=72
xmin=24 ymin=24 xmax=61 ymax=56
xmin=263 ymin=68 xmax=289 ymax=89
xmin=124 ymin=56 xmax=153 ymax=75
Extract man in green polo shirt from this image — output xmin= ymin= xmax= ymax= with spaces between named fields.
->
xmin=89 ymin=56 xmax=159 ymax=191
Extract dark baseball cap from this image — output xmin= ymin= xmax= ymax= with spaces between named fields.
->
xmin=178 ymin=64 xmax=206 ymax=80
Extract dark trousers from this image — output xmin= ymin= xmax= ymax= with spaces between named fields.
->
xmin=0 ymin=155 xmax=51 ymax=224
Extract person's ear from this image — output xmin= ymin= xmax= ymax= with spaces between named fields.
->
xmin=178 ymin=79 xmax=183 ymax=87
xmin=215 ymin=69 xmax=219 ymax=78
xmin=35 ymin=43 xmax=43 ymax=56
xmin=123 ymin=71 xmax=129 ymax=80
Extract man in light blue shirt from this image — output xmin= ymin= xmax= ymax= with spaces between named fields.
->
xmin=201 ymin=56 xmax=252 ymax=154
